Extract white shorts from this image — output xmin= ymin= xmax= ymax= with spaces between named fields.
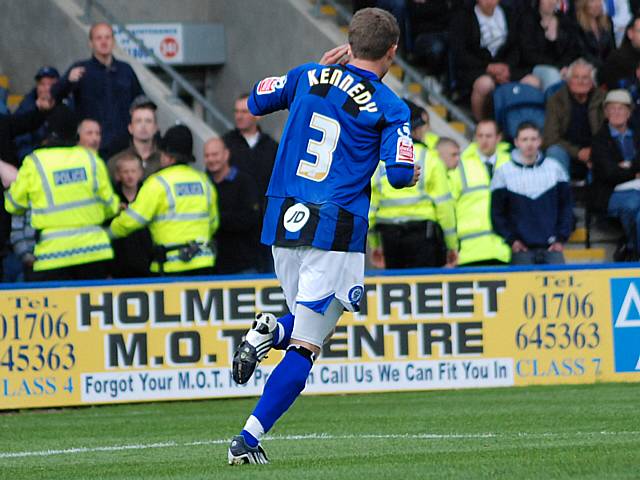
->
xmin=272 ymin=246 xmax=365 ymax=315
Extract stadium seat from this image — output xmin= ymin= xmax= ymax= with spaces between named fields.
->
xmin=493 ymin=82 xmax=545 ymax=141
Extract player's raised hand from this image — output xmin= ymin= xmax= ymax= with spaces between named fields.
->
xmin=408 ymin=163 xmax=421 ymax=187
xmin=319 ymin=44 xmax=350 ymax=66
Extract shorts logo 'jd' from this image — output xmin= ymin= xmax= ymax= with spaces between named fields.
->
xmin=53 ymin=167 xmax=88 ymax=185
xmin=175 ymin=182 xmax=204 ymax=196
xmin=283 ymin=203 xmax=310 ymax=233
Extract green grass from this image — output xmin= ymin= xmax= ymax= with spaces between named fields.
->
xmin=1 ymin=383 xmax=640 ymax=479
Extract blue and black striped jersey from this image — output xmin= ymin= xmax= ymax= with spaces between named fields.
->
xmin=249 ymin=62 xmax=414 ymax=253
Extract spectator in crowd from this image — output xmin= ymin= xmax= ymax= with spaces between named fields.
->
xmin=449 ymin=119 xmax=512 ymax=265
xmin=0 ymin=95 xmax=55 ymax=280
xmin=600 ymin=14 xmax=640 ymax=88
xmin=108 ymin=95 xmax=161 ymax=180
xmin=416 ymin=102 xmax=440 ymax=150
xmin=109 ymin=125 xmax=219 ymax=276
xmin=52 ymin=22 xmax=144 ymax=159
xmin=223 ymin=92 xmax=278 ymax=272
xmin=5 ymin=105 xmax=119 ymax=280
xmin=14 ymin=66 xmax=60 ymax=161
xmin=591 ymin=89 xmax=640 ymax=259
xmin=9 ymin=210 xmax=35 ymax=282
xmin=574 ymin=0 xmax=615 ymax=70
xmin=110 ymin=150 xmax=152 ymax=277
xmin=77 ymin=118 xmax=101 ymax=151
xmin=491 ymin=122 xmax=573 ymax=265
xmin=204 ymin=137 xmax=261 ymax=275
xmin=437 ymin=137 xmax=462 ymax=172
xmin=543 ymin=58 xmax=605 ymax=178
xmin=520 ymin=0 xmax=580 ymax=91
xmin=604 ymin=0 xmax=640 ymax=47
xmin=407 ymin=0 xmax=456 ymax=78
xmin=450 ymin=0 xmax=539 ymax=121
xmin=369 ymin=102 xmax=457 ymax=269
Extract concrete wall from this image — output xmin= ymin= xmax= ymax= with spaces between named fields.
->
xmin=0 ymin=0 xmax=217 ymax=165
xmin=73 ymin=0 xmax=223 ymax=23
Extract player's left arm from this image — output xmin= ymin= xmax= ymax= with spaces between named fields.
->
xmin=380 ymin=102 xmax=416 ymax=189
xmin=247 ymin=64 xmax=308 ymax=116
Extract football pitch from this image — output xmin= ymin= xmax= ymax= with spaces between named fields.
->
xmin=2 ymin=383 xmax=639 ymax=479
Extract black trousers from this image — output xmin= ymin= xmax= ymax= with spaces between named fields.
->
xmin=378 ymin=221 xmax=446 ymax=269
xmin=31 ymin=260 xmax=111 ymax=282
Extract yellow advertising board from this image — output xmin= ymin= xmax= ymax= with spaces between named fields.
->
xmin=1 ymin=265 xmax=639 ymax=410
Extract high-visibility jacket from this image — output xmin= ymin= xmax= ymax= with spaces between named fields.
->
xmin=5 ymin=146 xmax=119 ymax=271
xmin=448 ymin=142 xmax=511 ymax=265
xmin=424 ymin=131 xmax=439 ymax=150
xmin=369 ymin=142 xmax=457 ymax=250
xmin=109 ymin=164 xmax=219 ymax=273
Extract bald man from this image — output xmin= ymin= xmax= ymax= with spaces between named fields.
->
xmin=204 ymin=138 xmax=262 ymax=274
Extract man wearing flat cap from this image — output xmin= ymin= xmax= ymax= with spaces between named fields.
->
xmin=591 ymin=89 xmax=640 ymax=260
xmin=109 ymin=124 xmax=219 ymax=275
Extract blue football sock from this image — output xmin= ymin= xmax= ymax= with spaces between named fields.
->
xmin=250 ymin=347 xmax=313 ymax=433
xmin=273 ymin=313 xmax=294 ymax=349
xmin=240 ymin=429 xmax=260 ymax=448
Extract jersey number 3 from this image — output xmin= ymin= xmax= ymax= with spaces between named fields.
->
xmin=297 ymin=113 xmax=339 ymax=182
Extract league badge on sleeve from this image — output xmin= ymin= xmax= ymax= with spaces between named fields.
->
xmin=256 ymin=76 xmax=287 ymax=95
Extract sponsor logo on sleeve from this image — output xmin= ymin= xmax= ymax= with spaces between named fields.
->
xmin=256 ymin=75 xmax=287 ymax=95
xmin=396 ymin=136 xmax=415 ymax=165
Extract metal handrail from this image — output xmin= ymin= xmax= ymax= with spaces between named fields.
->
xmin=83 ymin=0 xmax=234 ymax=132
xmin=313 ymin=0 xmax=476 ymax=133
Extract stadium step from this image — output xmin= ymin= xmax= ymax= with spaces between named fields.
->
xmin=448 ymin=121 xmax=466 ymax=135
xmin=568 ymin=227 xmax=587 ymax=244
xmin=563 ymin=247 xmax=606 ymax=263
xmin=431 ymin=104 xmax=447 ymax=120
xmin=7 ymin=94 xmax=23 ymax=110
xmin=0 ymin=74 xmax=8 ymax=90
xmin=407 ymin=82 xmax=422 ymax=94
xmin=389 ymin=64 xmax=403 ymax=81
xmin=319 ymin=4 xmax=337 ymax=15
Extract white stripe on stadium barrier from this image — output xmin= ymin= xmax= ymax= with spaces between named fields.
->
xmin=2 ymin=431 xmax=640 ymax=459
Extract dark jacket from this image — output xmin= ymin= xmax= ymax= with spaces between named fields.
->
xmin=575 ymin=19 xmax=615 ymax=70
xmin=450 ymin=4 xmax=527 ymax=89
xmin=222 ymin=128 xmax=278 ymax=210
xmin=209 ymin=166 xmax=262 ymax=274
xmin=52 ymin=56 xmax=144 ymax=159
xmin=111 ymin=183 xmax=153 ymax=278
xmin=519 ymin=10 xmax=579 ymax=70
xmin=590 ymin=123 xmax=640 ymax=213
xmin=599 ymin=40 xmax=640 ymax=89
xmin=491 ymin=150 xmax=573 ymax=247
xmin=0 ymin=109 xmax=48 ymax=251
xmin=408 ymin=0 xmax=455 ymax=35
xmin=542 ymin=85 xmax=605 ymax=157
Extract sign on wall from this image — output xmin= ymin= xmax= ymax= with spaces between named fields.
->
xmin=1 ymin=267 xmax=639 ymax=410
xmin=114 ymin=24 xmax=184 ymax=64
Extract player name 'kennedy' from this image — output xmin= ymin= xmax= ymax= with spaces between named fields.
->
xmin=307 ymin=67 xmax=378 ymax=113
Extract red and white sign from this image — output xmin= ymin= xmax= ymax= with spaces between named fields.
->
xmin=114 ymin=24 xmax=184 ymax=64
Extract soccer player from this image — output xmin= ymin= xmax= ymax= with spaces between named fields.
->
xmin=227 ymin=7 xmax=420 ymax=465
